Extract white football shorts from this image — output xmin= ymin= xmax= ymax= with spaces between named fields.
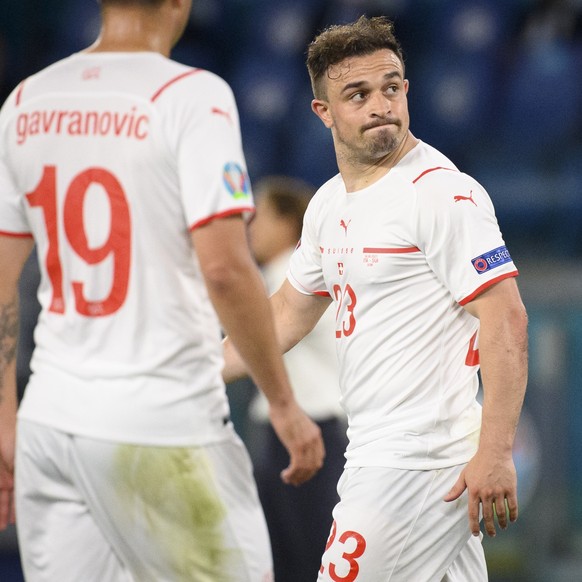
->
xmin=15 ymin=419 xmax=273 ymax=582
xmin=317 ymin=464 xmax=487 ymax=582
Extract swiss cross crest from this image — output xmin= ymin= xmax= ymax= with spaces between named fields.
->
xmin=338 ymin=262 xmax=344 ymax=275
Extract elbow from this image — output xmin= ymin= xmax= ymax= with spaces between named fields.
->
xmin=202 ymin=254 xmax=260 ymax=300
xmin=512 ymin=300 xmax=528 ymax=331
xmin=507 ymin=301 xmax=529 ymax=350
xmin=203 ymin=264 xmax=243 ymax=296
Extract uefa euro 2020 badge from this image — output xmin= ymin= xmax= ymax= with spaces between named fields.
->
xmin=223 ymin=162 xmax=251 ymax=200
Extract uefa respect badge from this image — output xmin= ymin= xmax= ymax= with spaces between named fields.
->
xmin=223 ymin=162 xmax=251 ymax=200
xmin=471 ymin=245 xmax=512 ymax=274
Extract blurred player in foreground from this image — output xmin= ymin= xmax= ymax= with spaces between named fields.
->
xmin=0 ymin=0 xmax=323 ymax=580
xmin=224 ymin=15 xmax=528 ymax=581
xmin=247 ymin=176 xmax=348 ymax=582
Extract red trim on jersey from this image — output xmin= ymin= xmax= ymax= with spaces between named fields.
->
xmin=211 ymin=107 xmax=233 ymax=123
xmin=288 ymin=274 xmax=329 ymax=298
xmin=188 ymin=207 xmax=255 ymax=231
xmin=459 ymin=270 xmax=519 ymax=306
xmin=0 ymin=230 xmax=33 ymax=238
xmin=15 ymin=81 xmax=26 ymax=106
xmin=412 ymin=166 xmax=457 ymax=184
xmin=363 ymin=246 xmax=420 ymax=254
xmin=151 ymin=69 xmax=202 ymax=102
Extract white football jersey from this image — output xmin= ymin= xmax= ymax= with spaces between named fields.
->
xmin=0 ymin=52 xmax=254 ymax=445
xmin=288 ymin=141 xmax=518 ymax=470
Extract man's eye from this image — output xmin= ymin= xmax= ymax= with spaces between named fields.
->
xmin=351 ymin=92 xmax=365 ymax=101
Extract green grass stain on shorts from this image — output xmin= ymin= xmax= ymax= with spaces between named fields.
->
xmin=114 ymin=445 xmax=239 ymax=581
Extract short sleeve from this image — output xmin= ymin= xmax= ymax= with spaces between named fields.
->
xmin=415 ymin=171 xmax=518 ymax=305
xmin=163 ymin=71 xmax=254 ymax=229
xmin=287 ymin=194 xmax=329 ymax=297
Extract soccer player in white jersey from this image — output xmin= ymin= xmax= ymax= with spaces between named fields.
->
xmin=0 ymin=0 xmax=324 ymax=580
xmin=223 ymin=16 xmax=528 ymax=581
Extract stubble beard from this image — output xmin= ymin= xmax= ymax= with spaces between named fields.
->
xmin=336 ymin=122 xmax=403 ymax=166
xmin=367 ymin=127 xmax=401 ymax=159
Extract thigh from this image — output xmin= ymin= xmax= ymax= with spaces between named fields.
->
xmin=71 ymin=429 xmax=273 ymax=582
xmin=15 ymin=420 xmax=133 ymax=582
xmin=317 ymin=465 xmax=483 ymax=582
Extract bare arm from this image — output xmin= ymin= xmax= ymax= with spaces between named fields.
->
xmin=192 ymin=216 xmax=325 ymax=485
xmin=445 ymin=277 xmax=528 ymax=538
xmin=223 ymin=278 xmax=332 ymax=383
xmin=0 ymin=235 xmax=34 ymax=530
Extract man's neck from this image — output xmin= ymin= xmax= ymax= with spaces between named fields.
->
xmin=339 ymin=131 xmax=419 ymax=193
xmin=85 ymin=8 xmax=173 ymax=57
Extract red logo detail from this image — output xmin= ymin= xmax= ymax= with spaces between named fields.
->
xmin=340 ymin=219 xmax=351 ymax=235
xmin=454 ymin=190 xmax=477 ymax=206
xmin=211 ymin=107 xmax=232 ymax=123
xmin=473 ymin=258 xmax=488 ymax=272
xmin=82 ymin=67 xmax=101 ymax=80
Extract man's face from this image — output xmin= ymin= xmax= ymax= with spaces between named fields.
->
xmin=312 ymin=49 xmax=410 ymax=164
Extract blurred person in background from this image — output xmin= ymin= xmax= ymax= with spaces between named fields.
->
xmin=247 ymin=175 xmax=347 ymax=582
xmin=224 ymin=15 xmax=528 ymax=581
xmin=0 ymin=0 xmax=324 ymax=580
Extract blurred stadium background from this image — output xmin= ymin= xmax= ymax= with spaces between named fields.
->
xmin=1 ymin=0 xmax=581 ymax=580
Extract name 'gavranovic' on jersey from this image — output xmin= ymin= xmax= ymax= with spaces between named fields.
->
xmin=15 ymin=106 xmax=149 ymax=145
xmin=471 ymin=245 xmax=512 ymax=274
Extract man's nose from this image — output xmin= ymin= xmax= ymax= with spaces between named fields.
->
xmin=369 ymin=91 xmax=391 ymax=116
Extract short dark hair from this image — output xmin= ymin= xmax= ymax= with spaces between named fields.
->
xmin=255 ymin=176 xmax=314 ymax=240
xmin=306 ymin=15 xmax=404 ymax=99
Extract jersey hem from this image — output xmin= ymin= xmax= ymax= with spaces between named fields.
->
xmin=343 ymin=453 xmax=474 ymax=471
xmin=17 ymin=413 xmax=233 ymax=447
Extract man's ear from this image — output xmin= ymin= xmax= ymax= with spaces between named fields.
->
xmin=311 ymin=99 xmax=333 ymax=129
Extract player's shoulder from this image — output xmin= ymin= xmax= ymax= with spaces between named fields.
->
xmin=308 ymin=173 xmax=343 ymax=212
xmin=151 ymin=61 xmax=232 ymax=103
xmin=313 ymin=173 xmax=343 ymax=199
xmin=397 ymin=140 xmax=457 ymax=185
xmin=11 ymin=53 xmax=102 ymax=96
xmin=400 ymin=140 xmax=484 ymax=200
xmin=10 ymin=52 xmax=232 ymax=108
xmin=0 ymin=55 xmax=74 ymax=113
